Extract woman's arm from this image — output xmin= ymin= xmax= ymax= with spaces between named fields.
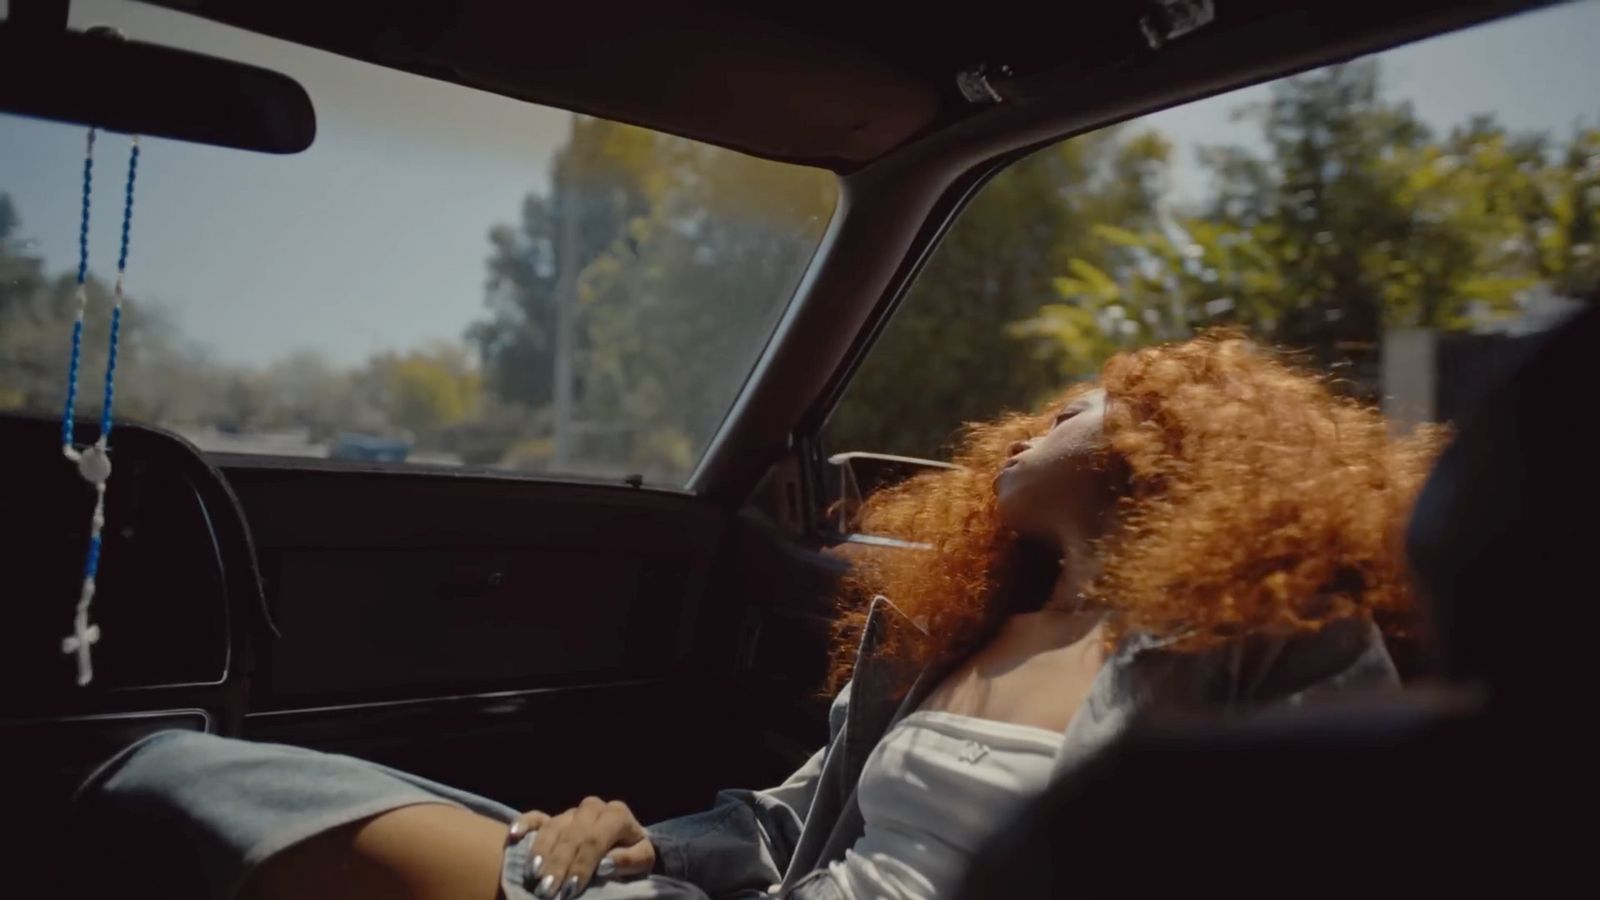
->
xmin=646 ymin=744 xmax=828 ymax=893
xmin=646 ymin=681 xmax=853 ymax=896
xmin=1226 ymin=616 xmax=1400 ymax=705
xmin=503 ymin=682 xmax=853 ymax=899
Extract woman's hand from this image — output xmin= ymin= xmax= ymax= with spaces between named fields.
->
xmin=509 ymin=797 xmax=656 ymax=899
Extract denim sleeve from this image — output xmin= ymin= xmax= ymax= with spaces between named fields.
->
xmin=1228 ymin=617 xmax=1400 ymax=706
xmin=647 ymin=683 xmax=851 ymax=896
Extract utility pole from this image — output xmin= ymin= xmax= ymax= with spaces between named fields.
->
xmin=551 ymin=115 xmax=579 ymax=468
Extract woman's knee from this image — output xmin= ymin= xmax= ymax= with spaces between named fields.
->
xmin=246 ymin=803 xmax=504 ymax=900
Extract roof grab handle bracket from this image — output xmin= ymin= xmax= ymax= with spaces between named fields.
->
xmin=1140 ymin=0 xmax=1217 ymax=50
xmin=956 ymin=63 xmax=1014 ymax=105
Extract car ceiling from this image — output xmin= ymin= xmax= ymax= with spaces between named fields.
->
xmin=138 ymin=0 xmax=1166 ymax=168
xmin=138 ymin=0 xmax=1540 ymax=172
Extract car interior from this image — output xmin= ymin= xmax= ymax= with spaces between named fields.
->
xmin=0 ymin=0 xmax=1586 ymax=892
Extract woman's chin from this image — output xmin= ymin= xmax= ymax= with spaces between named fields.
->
xmin=995 ymin=494 xmax=1044 ymax=543
xmin=993 ymin=475 xmax=1021 ymax=522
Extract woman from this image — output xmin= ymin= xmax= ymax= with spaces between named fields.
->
xmin=72 ymin=334 xmax=1441 ymax=900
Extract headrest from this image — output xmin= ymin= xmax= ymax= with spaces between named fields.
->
xmin=1407 ymin=299 xmax=1600 ymax=697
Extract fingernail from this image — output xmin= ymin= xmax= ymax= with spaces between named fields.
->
xmin=530 ymin=854 xmax=544 ymax=879
xmin=535 ymin=874 xmax=555 ymax=898
xmin=559 ymin=875 xmax=579 ymax=899
xmin=508 ymin=821 xmax=525 ymax=840
xmin=597 ymin=857 xmax=617 ymax=879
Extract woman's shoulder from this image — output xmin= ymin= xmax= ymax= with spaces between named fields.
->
xmin=1112 ymin=616 xmax=1399 ymax=709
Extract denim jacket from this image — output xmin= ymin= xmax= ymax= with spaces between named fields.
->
xmin=648 ymin=597 xmax=1399 ymax=898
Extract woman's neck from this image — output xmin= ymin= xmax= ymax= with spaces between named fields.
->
xmin=999 ymin=537 xmax=1105 ymax=656
xmin=1042 ymin=533 xmax=1100 ymax=613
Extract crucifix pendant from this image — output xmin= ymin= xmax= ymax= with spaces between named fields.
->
xmin=61 ymin=606 xmax=101 ymax=687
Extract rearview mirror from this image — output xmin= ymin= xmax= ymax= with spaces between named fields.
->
xmin=826 ymin=451 xmax=959 ymax=548
xmin=0 ymin=23 xmax=315 ymax=153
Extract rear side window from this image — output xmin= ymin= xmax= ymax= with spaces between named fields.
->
xmin=826 ymin=0 xmax=1600 ymax=464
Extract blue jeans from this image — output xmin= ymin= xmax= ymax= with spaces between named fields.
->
xmin=71 ymin=730 xmax=842 ymax=900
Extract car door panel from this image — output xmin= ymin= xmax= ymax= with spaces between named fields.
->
xmin=216 ymin=463 xmax=739 ymax=815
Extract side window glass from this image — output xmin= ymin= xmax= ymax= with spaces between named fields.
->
xmin=824 ymin=1 xmax=1600 ymax=535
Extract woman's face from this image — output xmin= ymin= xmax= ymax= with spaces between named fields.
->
xmin=994 ymin=388 xmax=1118 ymax=546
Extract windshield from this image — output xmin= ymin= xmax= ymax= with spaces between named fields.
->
xmin=0 ymin=0 xmax=838 ymax=485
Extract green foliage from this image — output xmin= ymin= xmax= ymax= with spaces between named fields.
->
xmin=364 ymin=343 xmax=482 ymax=440
xmin=826 ymin=129 xmax=1173 ymax=458
xmin=1027 ymin=62 xmax=1600 ymax=393
xmin=468 ymin=118 xmax=658 ymax=411
xmin=471 ymin=117 xmax=834 ymax=480
xmin=828 ymin=62 xmax=1600 ymax=463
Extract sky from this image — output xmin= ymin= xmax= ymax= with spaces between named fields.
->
xmin=3 ymin=0 xmax=1599 ymax=367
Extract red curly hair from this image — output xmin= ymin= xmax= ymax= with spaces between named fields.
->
xmin=831 ymin=332 xmax=1444 ymax=688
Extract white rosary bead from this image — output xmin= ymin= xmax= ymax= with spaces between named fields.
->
xmin=77 ymin=444 xmax=112 ymax=486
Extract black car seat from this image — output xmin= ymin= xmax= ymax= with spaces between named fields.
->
xmin=956 ymin=300 xmax=1599 ymax=896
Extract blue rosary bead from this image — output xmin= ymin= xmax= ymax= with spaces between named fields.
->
xmin=100 ymin=305 xmax=121 ymax=439
xmin=117 ymin=144 xmax=138 ymax=272
xmin=83 ymin=534 xmax=102 ymax=580
xmin=62 ymin=317 xmax=83 ymax=448
xmin=76 ymin=129 xmax=94 ymax=286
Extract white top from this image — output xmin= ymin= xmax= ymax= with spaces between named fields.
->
xmin=825 ymin=709 xmax=1064 ymax=900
